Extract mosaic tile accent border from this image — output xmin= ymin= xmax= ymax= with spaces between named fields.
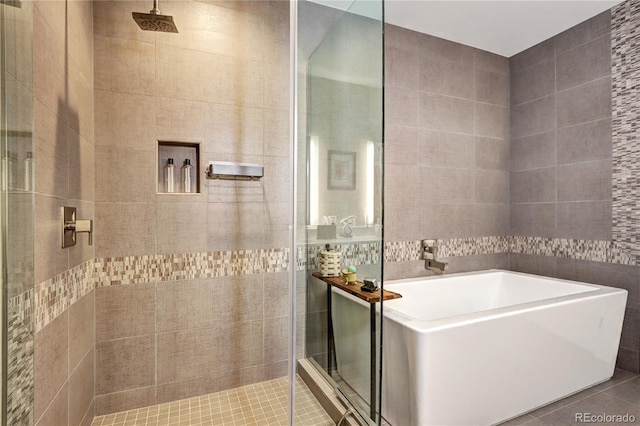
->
xmin=298 ymin=242 xmax=382 ymax=271
xmin=94 ymin=249 xmax=290 ymax=287
xmin=510 ymin=237 xmax=635 ymax=264
xmin=384 ymin=240 xmax=422 ymax=262
xmin=383 ymin=236 xmax=636 ymax=265
xmin=439 ymin=236 xmax=511 ymax=258
xmin=382 ymin=237 xmax=510 ymax=262
xmin=612 ymin=0 xmax=640 ymax=263
xmin=35 ymin=249 xmax=290 ymax=332
xmin=7 ymin=289 xmax=34 ymax=425
xmin=34 ymin=260 xmax=94 ymax=333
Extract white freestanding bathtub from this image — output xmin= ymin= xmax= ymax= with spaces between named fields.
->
xmin=381 ymin=270 xmax=627 ymax=426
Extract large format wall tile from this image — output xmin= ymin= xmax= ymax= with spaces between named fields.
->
xmin=94 ymin=35 xmax=155 ymax=96
xmin=385 ymin=86 xmax=417 ymax=127
xmin=35 ymin=383 xmax=67 ymax=426
xmin=510 ymin=203 xmax=557 ymax=237
xmin=95 ymin=386 xmax=155 ymax=416
xmin=95 ymin=146 xmax=156 ymax=202
xmin=555 ymin=10 xmax=611 ymax=54
xmin=419 ymin=130 xmax=475 ymax=169
xmin=157 ymin=322 xmax=263 ymax=384
xmin=557 ymin=77 xmax=612 ymax=128
xmin=511 ymin=94 xmax=555 ymax=139
xmin=475 ymin=137 xmax=508 ymax=171
xmin=34 ymin=194 xmax=69 ymax=284
xmin=68 ymin=132 xmax=95 ymax=201
xmin=418 ymin=93 xmax=474 ymax=134
xmin=510 ymin=131 xmax=556 ymax=171
xmin=34 ymin=311 xmax=68 ymax=422
xmin=156 ymin=45 xmax=262 ymax=107
xmin=69 ymin=291 xmax=95 ymax=371
xmin=556 ymin=35 xmax=611 ymax=91
xmin=557 ymin=160 xmax=612 ymax=202
xmin=475 ymin=68 xmax=509 ymax=106
xmin=96 ymin=283 xmax=156 ymax=341
xmin=386 ymin=45 xmax=418 ymax=90
xmin=510 ymin=168 xmax=556 ymax=204
xmin=418 ymin=55 xmax=474 ymax=99
xmin=557 ymin=118 xmax=612 ymax=164
xmin=510 ymin=60 xmax=555 ymax=106
xmin=94 ymin=90 xmax=156 ymax=150
xmin=34 ymin=100 xmax=68 ymax=197
xmin=68 ymin=348 xmax=95 ymax=426
xmin=95 ymin=202 xmax=156 ymax=258
xmin=96 ymin=335 xmax=155 ymax=394
xmin=557 ymin=201 xmax=612 ymax=241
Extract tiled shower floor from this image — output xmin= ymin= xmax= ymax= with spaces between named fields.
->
xmin=92 ymin=369 xmax=640 ymax=425
xmin=91 ymin=376 xmax=333 ymax=426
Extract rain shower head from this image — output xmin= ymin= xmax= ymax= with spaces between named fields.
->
xmin=132 ymin=0 xmax=178 ymax=33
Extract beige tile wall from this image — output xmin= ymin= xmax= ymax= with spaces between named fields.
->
xmin=384 ymin=24 xmax=510 ymax=279
xmin=32 ymin=0 xmax=96 ymax=424
xmin=93 ymin=1 xmax=290 ymax=415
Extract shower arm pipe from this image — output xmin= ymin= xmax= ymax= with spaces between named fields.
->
xmin=150 ymin=0 xmax=160 ymax=14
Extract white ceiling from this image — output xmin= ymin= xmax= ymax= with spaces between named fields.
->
xmin=385 ymin=0 xmax=623 ymax=57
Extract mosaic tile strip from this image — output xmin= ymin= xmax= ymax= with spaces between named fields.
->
xmin=439 ymin=236 xmax=511 ymax=258
xmin=382 ymin=237 xmax=637 ymax=266
xmin=94 ymin=249 xmax=290 ymax=287
xmin=612 ymin=0 xmax=640 ymax=262
xmin=297 ymin=241 xmax=383 ymax=271
xmin=34 ymin=260 xmax=94 ymax=332
xmin=7 ymin=289 xmax=34 ymax=425
xmin=384 ymin=240 xmax=422 ymax=262
xmin=382 ymin=237 xmax=510 ymax=262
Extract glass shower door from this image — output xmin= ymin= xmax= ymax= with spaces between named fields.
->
xmin=1 ymin=1 xmax=35 ymax=423
xmin=295 ymin=0 xmax=384 ymax=423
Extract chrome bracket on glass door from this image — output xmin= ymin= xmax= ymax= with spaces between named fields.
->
xmin=61 ymin=206 xmax=93 ymax=248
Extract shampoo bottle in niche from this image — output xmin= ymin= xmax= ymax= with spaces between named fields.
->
xmin=2 ymin=153 xmax=13 ymax=190
xmin=181 ymin=158 xmax=192 ymax=193
xmin=24 ymin=151 xmax=33 ymax=191
xmin=163 ymin=158 xmax=175 ymax=193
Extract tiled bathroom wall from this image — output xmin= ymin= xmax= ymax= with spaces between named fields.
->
xmin=383 ymin=7 xmax=640 ymax=373
xmin=92 ymin=0 xmax=290 ymax=415
xmin=383 ymin=24 xmax=510 ymax=279
xmin=510 ymin=11 xmax=612 ymax=248
xmin=31 ymin=0 xmax=96 ymax=425
xmin=508 ymin=10 xmax=640 ymax=372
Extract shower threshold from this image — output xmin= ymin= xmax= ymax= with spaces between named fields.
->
xmin=91 ymin=376 xmax=332 ymax=426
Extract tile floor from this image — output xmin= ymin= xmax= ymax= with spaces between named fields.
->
xmin=501 ymin=369 xmax=640 ymax=425
xmin=91 ymin=376 xmax=333 ymax=426
xmin=92 ymin=369 xmax=640 ymax=426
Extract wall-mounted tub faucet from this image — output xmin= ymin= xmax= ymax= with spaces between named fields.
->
xmin=422 ymin=239 xmax=447 ymax=271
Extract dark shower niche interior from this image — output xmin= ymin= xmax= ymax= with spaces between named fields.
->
xmin=157 ymin=141 xmax=200 ymax=194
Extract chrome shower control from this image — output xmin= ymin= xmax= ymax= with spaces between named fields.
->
xmin=62 ymin=206 xmax=93 ymax=248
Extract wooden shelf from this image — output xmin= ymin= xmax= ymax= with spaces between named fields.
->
xmin=312 ymin=272 xmax=402 ymax=304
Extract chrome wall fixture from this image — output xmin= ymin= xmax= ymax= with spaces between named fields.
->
xmin=62 ymin=206 xmax=93 ymax=248
xmin=206 ymin=161 xmax=264 ymax=181
xmin=422 ymin=239 xmax=448 ymax=271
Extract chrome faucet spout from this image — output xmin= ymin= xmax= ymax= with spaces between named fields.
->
xmin=422 ymin=239 xmax=447 ymax=271
xmin=425 ymin=259 xmax=447 ymax=271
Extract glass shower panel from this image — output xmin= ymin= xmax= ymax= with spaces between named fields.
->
xmin=1 ymin=1 xmax=34 ymax=423
xmin=296 ymin=0 xmax=383 ymax=423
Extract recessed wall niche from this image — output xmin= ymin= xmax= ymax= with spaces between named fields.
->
xmin=157 ymin=141 xmax=200 ymax=194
